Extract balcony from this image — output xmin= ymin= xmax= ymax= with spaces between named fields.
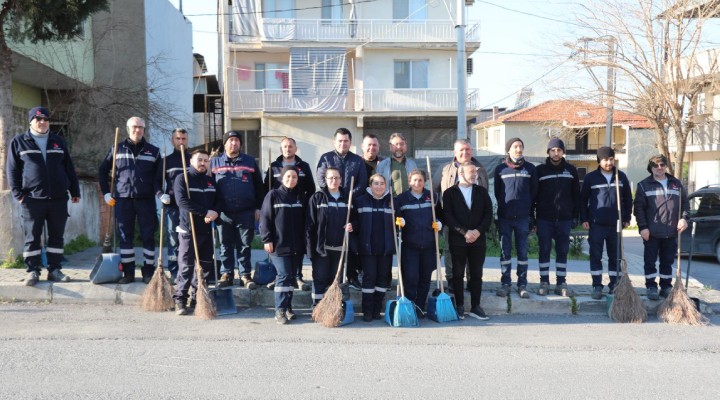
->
xmin=228 ymin=88 xmax=481 ymax=114
xmin=230 ymin=19 xmax=481 ymax=45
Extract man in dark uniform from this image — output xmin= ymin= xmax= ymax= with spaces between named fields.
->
xmin=157 ymin=128 xmax=190 ymax=284
xmin=7 ymin=106 xmax=81 ymax=286
xmin=99 ymin=116 xmax=161 ymax=284
xmin=212 ymin=131 xmax=265 ymax=289
xmin=173 ymin=149 xmax=219 ymax=315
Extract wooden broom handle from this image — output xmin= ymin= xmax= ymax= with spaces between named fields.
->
xmin=333 ymin=177 xmax=355 ymax=283
xmin=426 ymin=157 xmax=445 ymax=292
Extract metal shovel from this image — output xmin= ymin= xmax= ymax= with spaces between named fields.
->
xmin=209 ymin=222 xmax=238 ymax=315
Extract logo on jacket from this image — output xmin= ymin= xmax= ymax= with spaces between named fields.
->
xmin=53 ymin=143 xmax=59 ymax=149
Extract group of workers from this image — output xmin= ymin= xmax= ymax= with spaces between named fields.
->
xmin=7 ymin=107 xmax=689 ymax=324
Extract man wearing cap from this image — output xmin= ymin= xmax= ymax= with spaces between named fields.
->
xmin=157 ymin=128 xmax=190 ymax=284
xmin=263 ymin=136 xmax=315 ymax=290
xmin=580 ymin=146 xmax=633 ymax=299
xmin=533 ymin=138 xmax=580 ymax=297
xmin=7 ymin=106 xmax=81 ymax=286
xmin=211 ymin=131 xmax=265 ymax=289
xmin=435 ymin=139 xmax=490 ymax=290
xmin=633 ymin=154 xmax=689 ymax=301
xmin=494 ymin=137 xmax=537 ymax=299
xmin=99 ymin=116 xmax=161 ymax=284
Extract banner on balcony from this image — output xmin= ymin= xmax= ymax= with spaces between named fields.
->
xmin=230 ymin=0 xmax=262 ymax=41
xmin=288 ymin=47 xmax=348 ymax=112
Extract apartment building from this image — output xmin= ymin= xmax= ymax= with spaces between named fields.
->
xmin=219 ymin=0 xmax=480 ymax=165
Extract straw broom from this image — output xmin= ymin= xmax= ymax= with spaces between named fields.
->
xmin=142 ymin=143 xmax=175 ymax=312
xmin=658 ymin=167 xmax=707 ymax=326
xmin=312 ymin=177 xmax=355 ymax=327
xmin=180 ymin=146 xmax=217 ymax=320
xmin=609 ymin=164 xmax=647 ymax=323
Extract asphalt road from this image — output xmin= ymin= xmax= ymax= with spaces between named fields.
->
xmin=1 ymin=304 xmax=719 ymax=399
xmin=623 ymin=236 xmax=720 ymax=290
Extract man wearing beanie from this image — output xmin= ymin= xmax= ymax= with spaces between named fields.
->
xmin=99 ymin=116 xmax=161 ymax=284
xmin=211 ymin=131 xmax=265 ymax=289
xmin=580 ymin=146 xmax=633 ymax=299
xmin=494 ymin=137 xmax=537 ymax=298
xmin=7 ymin=107 xmax=81 ymax=286
xmin=532 ymin=138 xmax=580 ymax=296
xmin=633 ymin=155 xmax=688 ymax=300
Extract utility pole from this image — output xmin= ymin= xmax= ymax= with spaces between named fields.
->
xmin=456 ymin=0 xmax=467 ymax=140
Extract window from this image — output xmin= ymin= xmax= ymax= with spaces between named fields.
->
xmin=262 ymin=0 xmax=294 ymax=18
xmin=322 ymin=0 xmax=342 ymax=20
xmin=255 ymin=63 xmax=290 ymax=90
xmin=394 ymin=60 xmax=428 ymax=89
xmin=393 ymin=0 xmax=427 ymax=21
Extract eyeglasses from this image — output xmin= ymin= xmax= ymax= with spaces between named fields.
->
xmin=326 ymin=176 xmax=341 ymax=180
xmin=34 ymin=117 xmax=49 ymax=122
xmin=654 ymin=163 xmax=666 ymax=168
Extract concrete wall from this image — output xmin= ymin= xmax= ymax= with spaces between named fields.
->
xmin=0 ymin=181 xmax=101 ymax=260
xmin=362 ymin=48 xmax=458 ymax=89
xmin=145 ymin=0 xmax=195 ymax=148
xmin=9 ymin=19 xmax=95 ymax=85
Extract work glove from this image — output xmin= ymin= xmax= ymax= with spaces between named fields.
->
xmin=432 ymin=220 xmax=442 ymax=232
xmin=104 ymin=193 xmax=116 ymax=207
xmin=160 ymin=194 xmax=171 ymax=205
xmin=395 ymin=217 xmax=405 ymax=228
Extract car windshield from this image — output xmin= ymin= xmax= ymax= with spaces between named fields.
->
xmin=690 ymin=192 xmax=720 ymax=217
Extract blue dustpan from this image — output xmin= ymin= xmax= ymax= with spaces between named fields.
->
xmin=339 ymin=300 xmax=355 ymax=326
xmin=90 ymin=253 xmax=122 ymax=284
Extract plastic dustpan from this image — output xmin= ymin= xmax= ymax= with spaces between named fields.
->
xmin=90 ymin=253 xmax=122 ymax=284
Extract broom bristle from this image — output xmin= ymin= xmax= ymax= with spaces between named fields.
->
xmin=392 ymin=297 xmax=419 ymax=327
xmin=312 ymin=281 xmax=344 ymax=327
xmin=434 ymin=293 xmax=458 ymax=322
xmin=194 ymin=264 xmax=217 ymax=320
xmin=610 ymin=272 xmax=647 ymax=323
xmin=141 ymin=266 xmax=175 ymax=312
xmin=658 ymin=284 xmax=707 ymax=326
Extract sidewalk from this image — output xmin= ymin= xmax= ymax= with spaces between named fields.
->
xmin=1 ymin=246 xmax=718 ymax=316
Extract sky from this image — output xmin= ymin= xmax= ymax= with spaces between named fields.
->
xmin=167 ymin=0 xmax=719 ymax=110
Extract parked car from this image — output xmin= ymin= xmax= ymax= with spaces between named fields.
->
xmin=681 ymin=184 xmax=720 ymax=263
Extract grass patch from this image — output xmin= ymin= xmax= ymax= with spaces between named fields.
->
xmin=0 ymin=249 xmax=24 ymax=269
xmin=64 ymin=235 xmax=97 ymax=255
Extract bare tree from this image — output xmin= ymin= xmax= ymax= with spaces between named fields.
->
xmin=566 ymin=0 xmax=720 ymax=176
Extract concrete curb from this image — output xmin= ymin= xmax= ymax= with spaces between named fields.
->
xmin=2 ymin=281 xmax=714 ymax=316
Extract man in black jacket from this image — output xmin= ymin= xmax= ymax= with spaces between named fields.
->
xmin=633 ymin=154 xmax=689 ymax=300
xmin=7 ymin=106 xmax=81 ymax=286
xmin=533 ymin=138 xmax=580 ymax=297
xmin=157 ymin=128 xmax=190 ymax=283
xmin=173 ymin=149 xmax=219 ymax=315
xmin=442 ymin=162 xmax=493 ymax=320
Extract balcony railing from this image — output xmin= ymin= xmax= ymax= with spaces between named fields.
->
xmin=689 ymin=120 xmax=720 ymax=147
xmin=229 ymin=88 xmax=481 ymax=113
xmin=231 ymin=19 xmax=481 ymax=44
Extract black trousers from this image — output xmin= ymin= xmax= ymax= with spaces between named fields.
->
xmin=450 ymin=242 xmax=486 ymax=308
xmin=21 ymin=198 xmax=68 ymax=272
xmin=174 ymin=232 xmax=213 ymax=301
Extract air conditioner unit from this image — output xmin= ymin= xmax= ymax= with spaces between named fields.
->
xmin=547 ymin=127 xmax=561 ymax=138
xmin=466 ymin=58 xmax=473 ymax=76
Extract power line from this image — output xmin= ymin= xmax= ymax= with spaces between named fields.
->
xmin=184 ymin=0 xmax=379 ymax=17
xmin=478 ymin=56 xmax=573 ymax=109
